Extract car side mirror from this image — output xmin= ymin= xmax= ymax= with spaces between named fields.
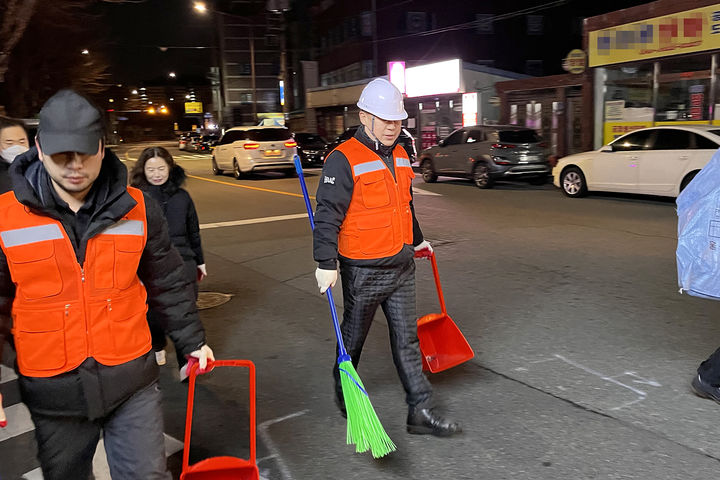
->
xmin=439 ymin=139 xmax=446 ymax=147
xmin=600 ymin=145 xmax=613 ymax=152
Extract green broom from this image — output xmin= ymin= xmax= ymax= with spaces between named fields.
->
xmin=294 ymin=156 xmax=396 ymax=458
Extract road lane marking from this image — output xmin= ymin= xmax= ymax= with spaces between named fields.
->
xmin=412 ymin=186 xmax=441 ymax=196
xmin=257 ymin=410 xmax=308 ymax=480
xmin=200 ymin=213 xmax=308 ymax=230
xmin=0 ymin=403 xmax=33 ymax=442
xmin=1 ymin=364 xmax=17 ymax=383
xmin=187 ymin=175 xmax=313 ymax=200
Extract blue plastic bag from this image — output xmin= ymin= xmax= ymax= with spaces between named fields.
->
xmin=677 ymin=149 xmax=720 ymax=299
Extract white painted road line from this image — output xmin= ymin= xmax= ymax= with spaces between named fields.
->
xmin=0 ymin=403 xmax=34 ymax=442
xmin=257 ymin=410 xmax=308 ymax=480
xmin=200 ymin=213 xmax=308 ymax=230
xmin=1 ymin=364 xmax=17 ymax=383
xmin=412 ymin=186 xmax=442 ymax=196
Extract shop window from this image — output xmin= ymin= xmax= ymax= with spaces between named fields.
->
xmin=526 ymin=102 xmax=541 ymax=130
xmin=475 ymin=14 xmax=493 ymax=34
xmin=603 ymin=63 xmax=654 ymax=125
xmin=526 ymin=15 xmax=543 ymax=35
xmin=656 ymin=53 xmax=711 ymax=122
xmin=510 ymin=104 xmax=518 ymax=125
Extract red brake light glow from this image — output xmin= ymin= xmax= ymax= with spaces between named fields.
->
xmin=243 ymin=142 xmax=260 ymax=150
xmin=491 ymin=143 xmax=516 ymax=149
xmin=284 ymin=140 xmax=297 ymax=148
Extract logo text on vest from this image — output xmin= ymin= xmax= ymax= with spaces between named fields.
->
xmin=324 ymin=175 xmax=335 ymax=184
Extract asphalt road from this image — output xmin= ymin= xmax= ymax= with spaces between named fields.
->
xmin=3 ymin=141 xmax=720 ymax=479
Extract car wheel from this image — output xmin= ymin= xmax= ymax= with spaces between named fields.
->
xmin=472 ymin=164 xmax=493 ymax=189
xmin=680 ymin=170 xmax=699 ymax=193
xmin=211 ymin=157 xmax=223 ymax=175
xmin=420 ymin=159 xmax=437 ymax=183
xmin=233 ymin=159 xmax=243 ymax=180
xmin=561 ymin=167 xmax=587 ymax=198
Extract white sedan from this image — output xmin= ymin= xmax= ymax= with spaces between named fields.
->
xmin=552 ymin=126 xmax=720 ymax=198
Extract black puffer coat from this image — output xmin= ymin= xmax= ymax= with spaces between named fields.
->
xmin=0 ymin=147 xmax=205 ymax=419
xmin=132 ymin=165 xmax=204 ymax=266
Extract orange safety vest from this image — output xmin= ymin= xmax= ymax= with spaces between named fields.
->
xmin=335 ymin=137 xmax=415 ymax=260
xmin=0 ymin=187 xmax=151 ymax=378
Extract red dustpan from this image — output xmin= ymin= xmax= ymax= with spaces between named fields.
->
xmin=415 ymin=249 xmax=474 ymax=373
xmin=181 ymin=359 xmax=259 ymax=480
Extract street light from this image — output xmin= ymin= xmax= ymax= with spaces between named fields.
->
xmin=193 ymin=2 xmax=207 ymax=13
xmin=81 ymin=49 xmax=89 ymax=55
xmin=169 ymin=72 xmax=176 ymax=78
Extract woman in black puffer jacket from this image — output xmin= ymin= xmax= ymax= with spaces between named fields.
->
xmin=130 ymin=146 xmax=206 ymax=365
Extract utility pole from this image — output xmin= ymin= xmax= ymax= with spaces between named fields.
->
xmin=250 ymin=25 xmax=257 ymax=123
xmin=371 ymin=0 xmax=378 ymax=76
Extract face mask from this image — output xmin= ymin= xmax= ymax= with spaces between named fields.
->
xmin=0 ymin=144 xmax=28 ymax=163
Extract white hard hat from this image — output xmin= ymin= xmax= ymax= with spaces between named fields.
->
xmin=356 ymin=78 xmax=408 ymax=121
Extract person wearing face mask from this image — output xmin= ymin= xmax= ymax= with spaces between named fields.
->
xmin=129 ymin=147 xmax=206 ymax=367
xmin=313 ymin=78 xmax=461 ymax=437
xmin=0 ymin=116 xmax=30 ymax=193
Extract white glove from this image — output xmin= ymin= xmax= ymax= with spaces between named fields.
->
xmin=315 ymin=267 xmax=338 ymax=294
xmin=197 ymin=264 xmax=207 ymax=282
xmin=414 ymin=240 xmax=433 ymax=254
xmin=179 ymin=344 xmax=215 ymax=381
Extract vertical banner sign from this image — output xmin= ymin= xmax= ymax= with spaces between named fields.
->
xmin=690 ymin=84 xmax=705 ymax=120
xmin=462 ymin=92 xmax=478 ymax=127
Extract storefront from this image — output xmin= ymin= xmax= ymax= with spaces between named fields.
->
xmin=586 ymin=0 xmax=720 ymax=146
xmin=305 ymin=59 xmax=525 ymax=145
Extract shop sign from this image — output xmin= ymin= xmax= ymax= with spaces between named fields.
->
xmin=562 ymin=49 xmax=586 ymax=74
xmin=388 ymin=61 xmax=406 ymax=94
xmin=589 ymin=4 xmax=720 ymax=67
xmin=185 ymin=102 xmax=203 ymax=114
xmin=462 ymin=92 xmax=477 ymax=127
xmin=689 ymin=84 xmax=705 ymax=120
xmin=603 ymin=121 xmax=653 ymax=144
xmin=405 ymin=59 xmax=461 ymax=98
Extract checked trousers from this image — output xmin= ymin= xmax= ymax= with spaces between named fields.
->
xmin=333 ymin=260 xmax=433 ymax=409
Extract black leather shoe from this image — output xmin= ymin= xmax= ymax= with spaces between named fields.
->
xmin=691 ymin=374 xmax=720 ymax=404
xmin=406 ymin=408 xmax=461 ymax=437
xmin=334 ymin=394 xmax=347 ymax=418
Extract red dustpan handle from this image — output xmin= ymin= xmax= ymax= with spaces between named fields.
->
xmin=182 ymin=359 xmax=257 ymax=474
xmin=415 ymin=249 xmax=447 ymax=315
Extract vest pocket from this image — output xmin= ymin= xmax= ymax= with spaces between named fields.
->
xmin=357 ymin=212 xmax=395 ymax=256
xmin=7 ymin=241 xmax=63 ymax=299
xmin=114 ymin=236 xmax=144 ymax=290
xmin=14 ymin=309 xmax=66 ymax=371
xmin=107 ymin=294 xmax=150 ymax=355
xmin=360 ymin=171 xmax=391 ymax=208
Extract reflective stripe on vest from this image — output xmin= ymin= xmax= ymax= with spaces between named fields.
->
xmin=0 ymin=187 xmax=152 ymax=377
xmin=334 ymin=137 xmax=415 ymax=260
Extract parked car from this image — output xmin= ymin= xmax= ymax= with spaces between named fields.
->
xmin=194 ymin=134 xmax=219 ymax=153
xmin=179 ymin=132 xmax=200 ymax=151
xmin=212 ymin=126 xmax=297 ymax=178
xmin=552 ymin=126 xmax=720 ymax=198
xmin=418 ymin=126 xmax=550 ymax=189
xmin=294 ymin=133 xmax=328 ymax=166
xmin=325 ymin=125 xmax=417 ymax=162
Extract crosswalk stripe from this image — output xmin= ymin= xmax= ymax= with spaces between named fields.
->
xmin=19 ymin=434 xmax=185 ymax=479
xmin=1 ymin=364 xmax=17 ymax=383
xmin=0 ymin=403 xmax=34 ymax=442
xmin=200 ymin=213 xmax=308 ymax=230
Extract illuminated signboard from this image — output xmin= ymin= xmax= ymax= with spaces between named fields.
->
xmin=589 ymin=5 xmax=720 ymax=67
xmin=405 ymin=59 xmax=461 ymax=98
xmin=388 ymin=61 xmax=406 ymax=94
xmin=185 ymin=102 xmax=203 ymax=114
xmin=462 ymin=92 xmax=478 ymax=127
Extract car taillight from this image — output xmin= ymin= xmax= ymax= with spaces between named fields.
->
xmin=284 ymin=140 xmax=297 ymax=148
xmin=243 ymin=142 xmax=260 ymax=150
xmin=492 ymin=143 xmax=516 ymax=149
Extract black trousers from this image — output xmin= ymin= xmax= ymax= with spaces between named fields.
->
xmin=333 ymin=260 xmax=433 ymax=409
xmin=698 ymin=347 xmax=720 ymax=384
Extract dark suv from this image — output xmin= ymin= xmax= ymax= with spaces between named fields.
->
xmin=418 ymin=126 xmax=550 ymax=189
xmin=326 ymin=126 xmax=417 ymax=162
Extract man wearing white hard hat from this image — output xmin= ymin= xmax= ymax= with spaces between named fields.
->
xmin=313 ymin=78 xmax=461 ymax=437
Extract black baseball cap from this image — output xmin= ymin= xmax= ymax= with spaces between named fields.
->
xmin=38 ymin=89 xmax=104 ymax=156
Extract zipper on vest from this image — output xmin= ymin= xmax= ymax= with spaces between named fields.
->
xmin=106 ymin=299 xmax=112 ymax=312
xmin=81 ymin=267 xmax=85 ymax=282
xmin=65 ymin=304 xmax=70 ymax=317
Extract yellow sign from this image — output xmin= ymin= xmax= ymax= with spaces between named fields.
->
xmin=562 ymin=49 xmax=586 ymax=74
xmin=603 ymin=121 xmax=653 ymax=144
xmin=589 ymin=4 xmax=720 ymax=67
xmin=185 ymin=102 xmax=203 ymax=114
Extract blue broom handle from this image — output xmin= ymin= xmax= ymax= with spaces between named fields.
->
xmin=294 ymin=156 xmax=349 ymax=359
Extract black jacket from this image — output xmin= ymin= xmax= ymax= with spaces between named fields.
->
xmin=0 ymin=161 xmax=11 ymax=195
xmin=0 ymin=147 xmax=206 ymax=419
xmin=133 ymin=165 xmax=204 ymax=265
xmin=313 ymin=126 xmax=424 ymax=269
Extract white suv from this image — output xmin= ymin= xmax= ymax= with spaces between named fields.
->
xmin=212 ymin=126 xmax=297 ymax=178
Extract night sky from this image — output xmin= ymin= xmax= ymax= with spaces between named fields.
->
xmin=97 ymin=0 xmax=216 ymax=86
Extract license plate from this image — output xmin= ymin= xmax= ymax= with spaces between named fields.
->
xmin=264 ymin=150 xmax=282 ymax=157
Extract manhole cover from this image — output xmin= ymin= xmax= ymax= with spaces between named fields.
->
xmin=197 ymin=292 xmax=233 ymax=310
